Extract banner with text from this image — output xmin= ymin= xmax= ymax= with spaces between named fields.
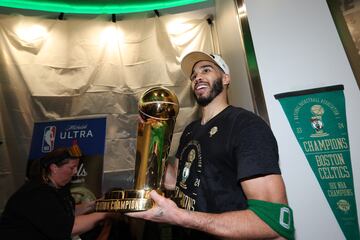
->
xmin=275 ymin=85 xmax=359 ymax=239
xmin=28 ymin=117 xmax=107 ymax=204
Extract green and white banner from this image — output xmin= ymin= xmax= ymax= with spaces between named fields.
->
xmin=275 ymin=85 xmax=359 ymax=239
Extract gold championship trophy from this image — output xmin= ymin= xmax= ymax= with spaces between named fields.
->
xmin=95 ymin=86 xmax=179 ymax=212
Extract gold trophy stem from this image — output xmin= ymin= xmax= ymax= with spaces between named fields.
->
xmin=134 ymin=123 xmax=151 ymax=190
xmin=95 ymin=86 xmax=179 ymax=212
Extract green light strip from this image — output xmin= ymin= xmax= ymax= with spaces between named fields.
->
xmin=0 ymin=0 xmax=206 ymax=14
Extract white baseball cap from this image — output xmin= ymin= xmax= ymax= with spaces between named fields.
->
xmin=181 ymin=51 xmax=230 ymax=79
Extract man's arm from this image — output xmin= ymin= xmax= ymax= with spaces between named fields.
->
xmin=126 ymin=174 xmax=288 ymax=239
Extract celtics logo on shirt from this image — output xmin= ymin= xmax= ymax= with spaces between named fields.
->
xmin=175 ymin=140 xmax=203 ymax=210
xmin=180 ymin=149 xmax=196 ymax=189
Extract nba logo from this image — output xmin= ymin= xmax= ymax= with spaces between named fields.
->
xmin=42 ymin=126 xmax=56 ymax=152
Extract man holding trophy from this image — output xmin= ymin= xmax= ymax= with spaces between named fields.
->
xmin=126 ymin=51 xmax=295 ymax=239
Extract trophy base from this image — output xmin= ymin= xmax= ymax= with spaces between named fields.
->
xmin=95 ymin=189 xmax=159 ymax=212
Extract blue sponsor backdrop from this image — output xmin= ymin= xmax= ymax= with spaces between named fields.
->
xmin=28 ymin=117 xmax=107 ymax=199
xmin=29 ymin=117 xmax=106 ymax=160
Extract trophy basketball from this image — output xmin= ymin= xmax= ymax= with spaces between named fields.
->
xmin=95 ymin=86 xmax=179 ymax=212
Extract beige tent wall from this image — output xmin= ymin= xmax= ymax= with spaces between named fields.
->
xmin=0 ymin=7 xmax=215 ymax=210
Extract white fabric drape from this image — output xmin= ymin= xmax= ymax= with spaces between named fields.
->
xmin=0 ymin=11 xmax=213 ymax=209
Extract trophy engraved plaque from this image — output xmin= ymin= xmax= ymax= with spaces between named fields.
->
xmin=95 ymin=86 xmax=179 ymax=212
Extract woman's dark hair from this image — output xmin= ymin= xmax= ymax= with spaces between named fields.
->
xmin=28 ymin=145 xmax=82 ymax=182
xmin=27 ymin=158 xmax=42 ymax=181
xmin=40 ymin=147 xmax=80 ymax=168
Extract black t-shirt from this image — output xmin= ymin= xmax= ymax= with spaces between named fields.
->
xmin=173 ymin=106 xmax=281 ymax=239
xmin=0 ymin=180 xmax=75 ymax=240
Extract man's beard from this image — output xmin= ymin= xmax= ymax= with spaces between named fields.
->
xmin=194 ymin=77 xmax=223 ymax=107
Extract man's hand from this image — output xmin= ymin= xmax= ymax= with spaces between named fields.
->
xmin=125 ymin=190 xmax=181 ymax=225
